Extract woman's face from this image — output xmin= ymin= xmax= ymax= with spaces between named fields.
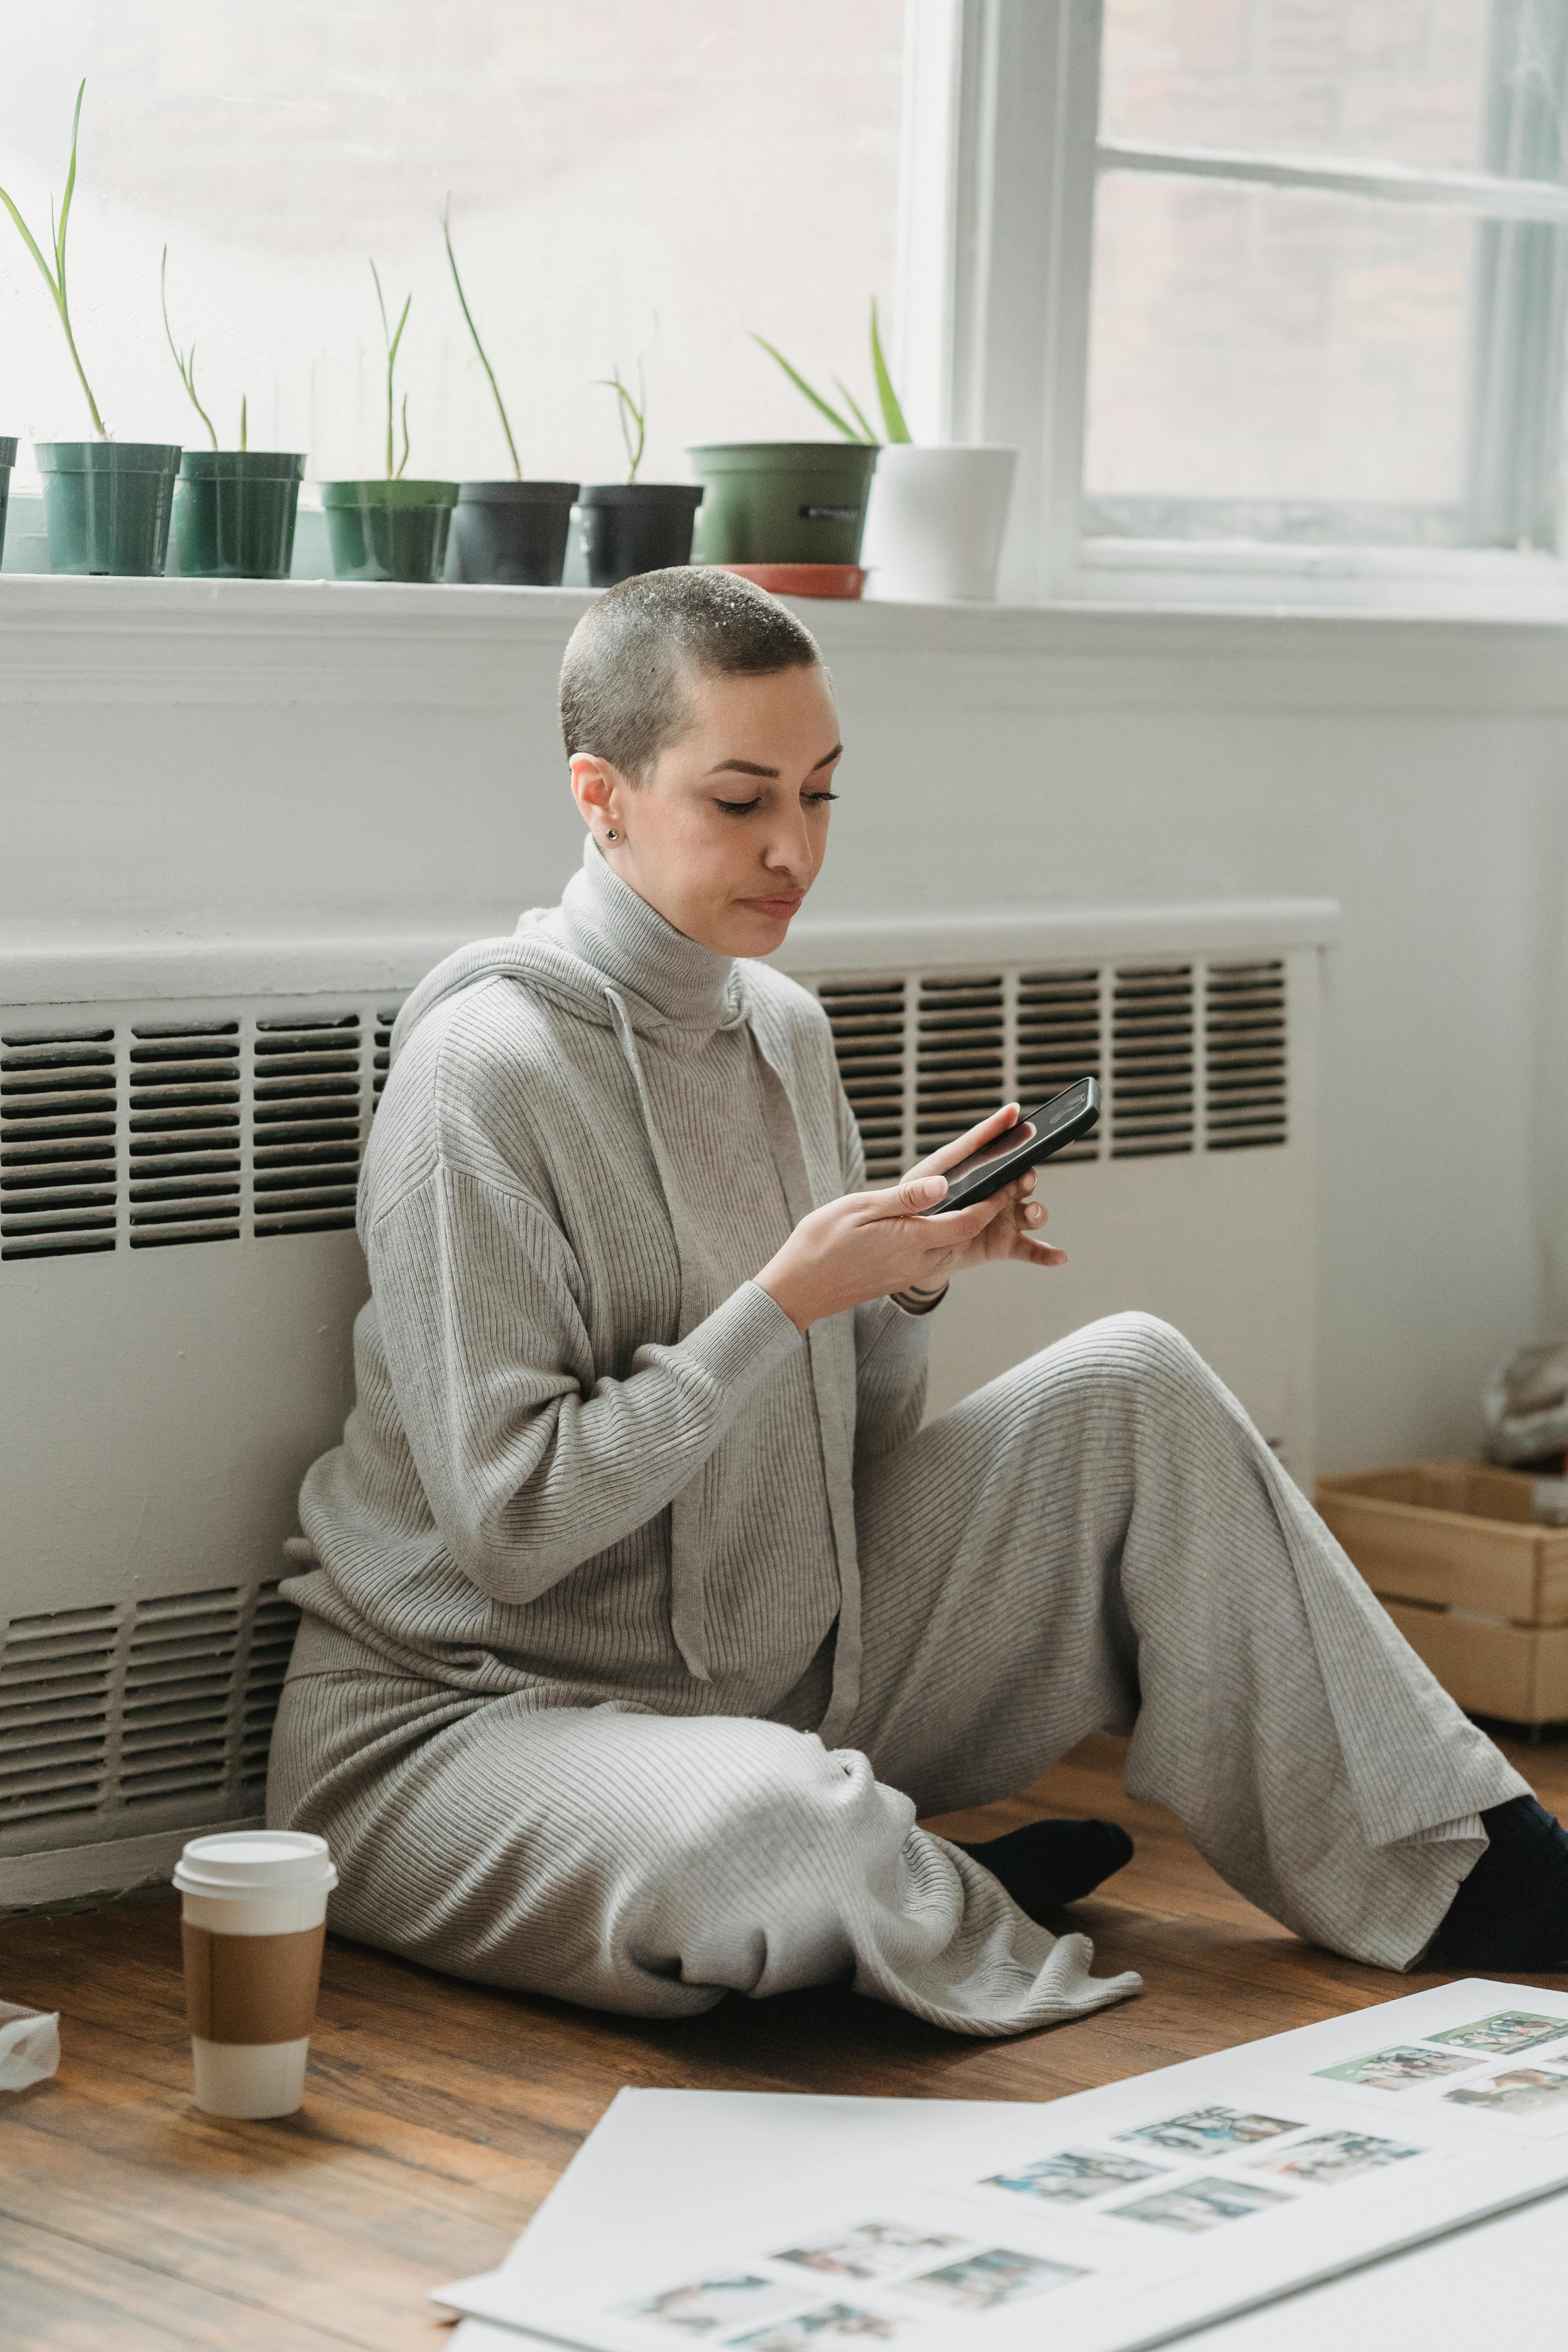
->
xmin=569 ymin=662 xmax=842 ymax=956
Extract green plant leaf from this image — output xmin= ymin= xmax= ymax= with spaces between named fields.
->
xmin=870 ymin=298 xmax=911 ymax=443
xmin=240 ymin=392 xmax=247 ymax=452
xmin=161 ymin=245 xmax=218 ymax=450
xmin=833 ymin=376 xmax=879 ymax=444
xmin=750 ymin=334 xmax=867 ymax=441
xmin=444 ymin=195 xmax=521 ymax=479
xmin=0 ymin=80 xmax=106 ymax=436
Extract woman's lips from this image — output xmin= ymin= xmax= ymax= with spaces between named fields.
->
xmin=740 ymin=894 xmax=804 ymax=918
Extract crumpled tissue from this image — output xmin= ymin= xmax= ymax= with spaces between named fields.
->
xmin=0 ymin=1996 xmax=60 ymax=2089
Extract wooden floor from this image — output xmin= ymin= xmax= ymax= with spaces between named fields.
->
xmin=4 ymin=1726 xmax=1567 ymax=2350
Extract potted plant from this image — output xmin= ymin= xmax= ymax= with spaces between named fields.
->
xmin=162 ymin=249 xmax=305 ymax=581
xmin=0 ymin=82 xmax=181 ymax=576
xmin=441 ymin=201 xmax=577 ymax=586
xmin=320 ymin=266 xmax=458 ymax=583
xmin=578 ymin=343 xmax=702 ymax=586
xmin=733 ymin=301 xmax=1018 ymax=602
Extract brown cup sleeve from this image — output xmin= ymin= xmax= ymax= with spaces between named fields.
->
xmin=182 ymin=1922 xmax=325 ymax=2046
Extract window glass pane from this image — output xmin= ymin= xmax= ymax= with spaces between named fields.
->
xmin=0 ymin=2 xmax=904 ymax=483
xmin=1084 ymin=173 xmax=1475 ymax=531
xmin=1099 ymin=0 xmax=1489 ymax=172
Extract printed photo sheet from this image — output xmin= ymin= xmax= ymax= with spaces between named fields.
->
xmin=472 ymin=1983 xmax=1568 ymax=2352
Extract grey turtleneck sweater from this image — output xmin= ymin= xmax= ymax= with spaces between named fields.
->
xmin=285 ymin=840 xmax=929 ymax=1733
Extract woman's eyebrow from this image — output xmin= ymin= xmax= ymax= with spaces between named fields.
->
xmin=704 ymin=744 xmax=843 ymax=779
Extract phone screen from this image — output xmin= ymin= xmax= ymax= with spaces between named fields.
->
xmin=945 ymin=1080 xmax=1093 ymax=1187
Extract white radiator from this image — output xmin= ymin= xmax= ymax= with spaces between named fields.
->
xmin=0 ymin=899 xmax=1333 ymax=1906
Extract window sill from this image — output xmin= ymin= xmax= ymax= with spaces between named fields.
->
xmin=1072 ymin=537 xmax=1568 ymax=621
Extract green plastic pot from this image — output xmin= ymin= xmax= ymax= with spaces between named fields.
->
xmin=686 ymin=442 xmax=880 ymax=566
xmin=0 ymin=437 xmax=15 ymax=568
xmin=320 ymin=479 xmax=459 ymax=583
xmin=35 ymin=441 xmax=182 ymax=576
xmin=174 ymin=451 xmax=306 ymax=580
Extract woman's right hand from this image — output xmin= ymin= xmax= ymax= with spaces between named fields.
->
xmin=757 ymin=1170 xmax=1013 ymax=1334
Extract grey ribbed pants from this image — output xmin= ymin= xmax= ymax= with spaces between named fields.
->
xmin=267 ymin=1315 xmax=1527 ymax=2037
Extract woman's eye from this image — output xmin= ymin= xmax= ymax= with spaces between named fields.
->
xmin=805 ymin=791 xmax=840 ymax=806
xmin=715 ymin=797 xmax=762 ymax=816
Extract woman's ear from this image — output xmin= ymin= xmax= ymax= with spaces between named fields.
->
xmin=570 ymin=752 xmax=626 ymax=846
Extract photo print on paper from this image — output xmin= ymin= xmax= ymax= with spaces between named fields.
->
xmin=1246 ymin=2129 xmax=1423 ymax=2186
xmin=618 ymin=2275 xmax=804 ymax=2335
xmin=773 ymin=2224 xmax=967 ymax=2283
xmin=898 ymin=2247 xmax=1089 ymax=2312
xmin=1117 ymin=2105 xmax=1301 ymax=2156
xmin=1315 ymin=2046 xmax=1477 ymax=2094
xmin=731 ymin=2304 xmax=911 ymax=2348
xmin=1427 ymin=2012 xmax=1568 ymax=2059
xmin=1445 ymin=2067 xmax=1568 ymax=2116
xmin=981 ymin=2148 xmax=1171 ymax=2204
xmin=1112 ymin=2175 xmax=1294 ymax=2236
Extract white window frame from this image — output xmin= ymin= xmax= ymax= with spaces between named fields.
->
xmin=893 ymin=0 xmax=1568 ymax=610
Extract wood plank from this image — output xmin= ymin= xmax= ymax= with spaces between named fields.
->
xmin=4 ymin=1727 xmax=1568 ymax=2351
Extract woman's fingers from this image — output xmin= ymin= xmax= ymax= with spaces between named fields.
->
xmin=909 ymin=1102 xmax=1021 ymax=1178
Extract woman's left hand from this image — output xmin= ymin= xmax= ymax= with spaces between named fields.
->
xmin=907 ymin=1103 xmax=1069 ymax=1277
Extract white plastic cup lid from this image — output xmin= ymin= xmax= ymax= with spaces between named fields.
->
xmin=173 ymin=1830 xmax=338 ymax=1898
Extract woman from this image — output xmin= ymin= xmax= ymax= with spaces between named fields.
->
xmin=269 ymin=567 xmax=1565 ymax=2034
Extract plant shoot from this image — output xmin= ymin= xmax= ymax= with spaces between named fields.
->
xmin=0 ymin=80 xmax=108 ymax=437
xmin=443 ymin=197 xmax=520 ymax=479
xmin=161 ymin=247 xmax=218 ymax=450
xmin=753 ymin=299 xmax=912 ymax=445
xmin=599 ymin=356 xmax=647 ymax=485
xmin=371 ymin=260 xmax=412 ymax=480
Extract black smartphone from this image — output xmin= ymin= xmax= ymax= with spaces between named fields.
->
xmin=917 ymin=1077 xmax=1101 ymax=1218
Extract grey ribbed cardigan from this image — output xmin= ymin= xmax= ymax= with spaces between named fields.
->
xmin=285 ymin=837 xmax=924 ymax=1738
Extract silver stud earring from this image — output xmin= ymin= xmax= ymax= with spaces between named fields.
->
xmin=605 ymin=828 xmax=619 ymax=842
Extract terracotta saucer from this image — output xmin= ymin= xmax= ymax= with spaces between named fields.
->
xmin=715 ymin=562 xmax=867 ymax=600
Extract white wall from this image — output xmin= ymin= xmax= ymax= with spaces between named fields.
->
xmin=2 ymin=576 xmax=1563 ymax=1472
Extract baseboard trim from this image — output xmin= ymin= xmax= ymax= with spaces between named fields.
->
xmin=0 ymin=1817 xmax=264 ymax=1913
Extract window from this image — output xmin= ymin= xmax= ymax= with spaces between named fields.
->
xmin=1088 ymin=0 xmax=1568 ymax=550
xmin=897 ymin=0 xmax=1568 ymax=596
xmin=0 ymin=4 xmax=905 ymax=488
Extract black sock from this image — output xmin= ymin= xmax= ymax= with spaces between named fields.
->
xmin=954 ymin=1818 xmax=1134 ymax=1923
xmin=1428 ymin=1794 xmax=1568 ymax=1971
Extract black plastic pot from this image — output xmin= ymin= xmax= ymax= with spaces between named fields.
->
xmin=578 ymin=483 xmax=703 ymax=586
xmin=35 ymin=441 xmax=183 ymax=576
xmin=0 ymin=437 xmax=15 ymax=568
xmin=173 ymin=451 xmax=306 ymax=579
xmin=446 ymin=480 xmax=579 ymax=585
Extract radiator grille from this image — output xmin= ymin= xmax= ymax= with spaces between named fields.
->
xmin=809 ymin=956 xmax=1285 ymax=1174
xmin=0 ymin=1606 xmax=117 ymax=1829
xmin=128 ymin=1020 xmax=242 ymax=1249
xmin=0 ymin=1027 xmax=118 ymax=1261
xmin=1111 ymin=963 xmax=1195 ymax=1159
xmin=818 ymin=979 xmax=907 ymax=1181
xmin=0 ymin=994 xmax=405 ymax=1268
xmin=254 ymin=1013 xmax=363 ymax=1238
xmin=1206 ymin=959 xmax=1288 ymax=1151
xmin=0 ymin=1577 xmax=301 ymax=1854
xmin=915 ymin=975 xmax=1005 ymax=1157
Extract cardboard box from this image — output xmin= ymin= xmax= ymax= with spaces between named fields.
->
xmin=1316 ymin=1459 xmax=1568 ymax=1728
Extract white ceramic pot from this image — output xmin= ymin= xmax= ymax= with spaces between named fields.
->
xmin=861 ymin=444 xmax=1018 ymax=602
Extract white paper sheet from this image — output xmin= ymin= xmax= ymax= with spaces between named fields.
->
xmin=438 ymin=1983 xmax=1568 ymax=2352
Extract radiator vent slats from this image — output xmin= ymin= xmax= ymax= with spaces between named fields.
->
xmin=1111 ymin=963 xmax=1196 ymax=1159
xmin=1017 ymin=969 xmax=1102 ymax=1164
xmin=817 ymin=980 xmax=907 ymax=1182
xmin=0 ymin=1606 xmax=117 ymax=1826
xmin=254 ymin=1014 xmax=363 ymax=1238
xmin=0 ymin=1577 xmax=303 ymax=1853
xmin=128 ymin=1019 xmax=242 ymax=1249
xmin=1207 ymin=960 xmax=1288 ymax=1151
xmin=0 ymin=1028 xmax=118 ymax=1261
xmin=814 ymin=957 xmax=1285 ymax=1171
xmin=916 ymin=975 xmax=1005 ymax=1158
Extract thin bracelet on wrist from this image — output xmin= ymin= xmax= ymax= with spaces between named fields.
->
xmin=893 ymin=1282 xmax=948 ymax=1317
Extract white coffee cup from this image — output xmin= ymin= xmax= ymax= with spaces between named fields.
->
xmin=174 ymin=1830 xmax=338 ymax=2119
